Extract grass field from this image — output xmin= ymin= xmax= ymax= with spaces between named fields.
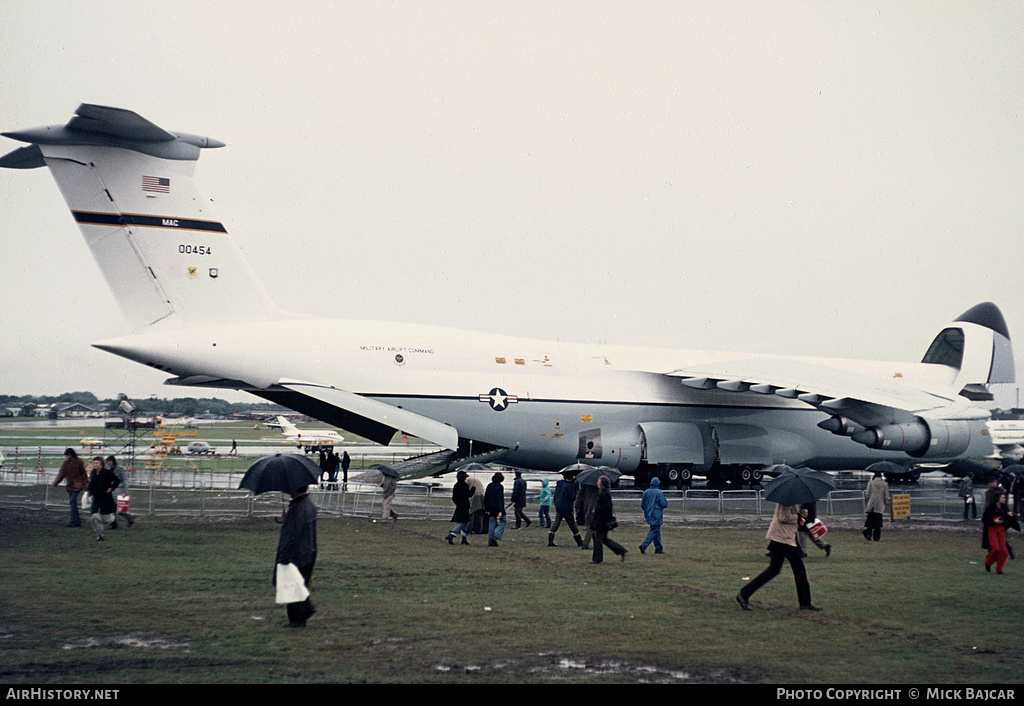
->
xmin=0 ymin=508 xmax=1021 ymax=685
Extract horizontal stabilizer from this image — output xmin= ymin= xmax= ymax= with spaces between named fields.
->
xmin=66 ymin=103 xmax=178 ymax=142
xmin=2 ymin=104 xmax=225 ymax=161
xmin=0 ymin=144 xmax=44 ymax=169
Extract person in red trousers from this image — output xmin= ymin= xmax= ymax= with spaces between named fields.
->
xmin=982 ymin=493 xmax=1019 ymax=574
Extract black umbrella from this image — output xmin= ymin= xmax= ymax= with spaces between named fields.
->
xmin=239 ymin=453 xmax=320 ymax=495
xmin=761 ymin=466 xmax=835 ymax=506
xmin=866 ymin=461 xmax=907 ymax=476
xmin=559 ymin=462 xmax=598 ymax=476
xmin=455 ymin=462 xmax=492 ymax=473
xmin=575 ymin=466 xmax=622 ymax=487
xmin=371 ymin=463 xmax=401 ymax=478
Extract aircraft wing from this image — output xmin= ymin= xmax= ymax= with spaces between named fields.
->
xmin=273 ymin=381 xmax=459 ymax=451
xmin=163 ymin=371 xmax=459 ymax=449
xmin=665 ymin=357 xmax=988 ymax=428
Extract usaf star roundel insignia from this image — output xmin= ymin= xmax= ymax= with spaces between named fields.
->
xmin=479 ymin=387 xmax=518 ymax=411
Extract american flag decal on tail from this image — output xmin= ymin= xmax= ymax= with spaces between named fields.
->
xmin=142 ymin=175 xmax=170 ymax=193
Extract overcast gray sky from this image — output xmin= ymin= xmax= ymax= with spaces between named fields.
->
xmin=1 ymin=1 xmax=1022 ymax=408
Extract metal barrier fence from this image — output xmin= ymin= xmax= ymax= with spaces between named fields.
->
xmin=0 ymin=470 xmax=973 ymax=524
xmin=0 ymin=448 xmax=429 ymax=484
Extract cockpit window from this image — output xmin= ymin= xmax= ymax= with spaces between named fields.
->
xmin=922 ymin=327 xmax=964 ymax=368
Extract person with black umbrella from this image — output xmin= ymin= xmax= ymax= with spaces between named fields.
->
xmin=239 ymin=454 xmax=321 ymax=628
xmin=736 ymin=466 xmax=829 ymax=611
xmin=736 ymin=502 xmax=819 ymax=611
xmin=276 ymin=485 xmax=318 ymax=627
xmin=378 ymin=466 xmax=400 ymax=522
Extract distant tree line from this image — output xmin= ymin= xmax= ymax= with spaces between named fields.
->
xmin=0 ymin=392 xmax=286 ymax=418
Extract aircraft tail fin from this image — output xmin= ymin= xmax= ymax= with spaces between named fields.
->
xmin=276 ymin=415 xmax=299 ymax=435
xmin=922 ymin=302 xmax=1015 ymax=400
xmin=1 ymin=104 xmax=283 ymax=332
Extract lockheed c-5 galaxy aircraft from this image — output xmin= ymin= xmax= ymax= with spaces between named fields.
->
xmin=2 ymin=105 xmax=1016 ymax=485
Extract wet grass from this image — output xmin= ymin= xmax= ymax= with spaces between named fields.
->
xmin=0 ymin=510 xmax=1021 ymax=684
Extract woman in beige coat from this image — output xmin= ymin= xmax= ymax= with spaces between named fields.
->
xmin=862 ymin=472 xmax=890 ymax=541
xmin=736 ymin=503 xmax=819 ymax=611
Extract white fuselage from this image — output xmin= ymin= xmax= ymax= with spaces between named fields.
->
xmin=93 ymin=313 xmax=986 ymax=473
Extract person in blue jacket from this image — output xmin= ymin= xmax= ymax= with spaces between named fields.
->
xmin=548 ymin=470 xmax=583 ymax=547
xmin=639 ymin=476 xmax=668 ymax=554
xmin=536 ymin=478 xmax=552 ymax=528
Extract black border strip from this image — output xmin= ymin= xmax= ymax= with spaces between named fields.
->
xmin=72 ymin=210 xmax=227 ymax=233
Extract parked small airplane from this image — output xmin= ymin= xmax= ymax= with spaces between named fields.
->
xmin=266 ymin=416 xmax=343 ymax=452
xmin=2 ymin=105 xmax=1015 ymax=483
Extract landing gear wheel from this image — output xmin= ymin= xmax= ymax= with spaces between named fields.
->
xmin=665 ymin=465 xmax=682 ymax=488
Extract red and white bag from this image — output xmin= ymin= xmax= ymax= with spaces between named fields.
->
xmin=808 ymin=520 xmax=828 ymax=540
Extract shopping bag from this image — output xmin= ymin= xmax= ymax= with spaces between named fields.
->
xmin=117 ymin=494 xmax=130 ymax=514
xmin=275 ymin=563 xmax=310 ymax=604
xmin=808 ymin=520 xmax=828 ymax=540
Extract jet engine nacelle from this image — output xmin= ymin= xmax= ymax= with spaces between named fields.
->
xmin=817 ymin=415 xmax=866 ymax=437
xmin=576 ymin=425 xmax=643 ymax=473
xmin=852 ymin=417 xmax=971 ymax=459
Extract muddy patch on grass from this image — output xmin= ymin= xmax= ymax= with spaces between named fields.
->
xmin=61 ymin=632 xmax=192 ymax=652
xmin=433 ymin=652 xmax=750 ymax=683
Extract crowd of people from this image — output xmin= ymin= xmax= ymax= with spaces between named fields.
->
xmin=318 ymin=449 xmax=351 ymax=489
xmin=50 ymin=448 xmax=134 ymax=541
xmin=444 ymin=467 xmax=650 ymax=563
